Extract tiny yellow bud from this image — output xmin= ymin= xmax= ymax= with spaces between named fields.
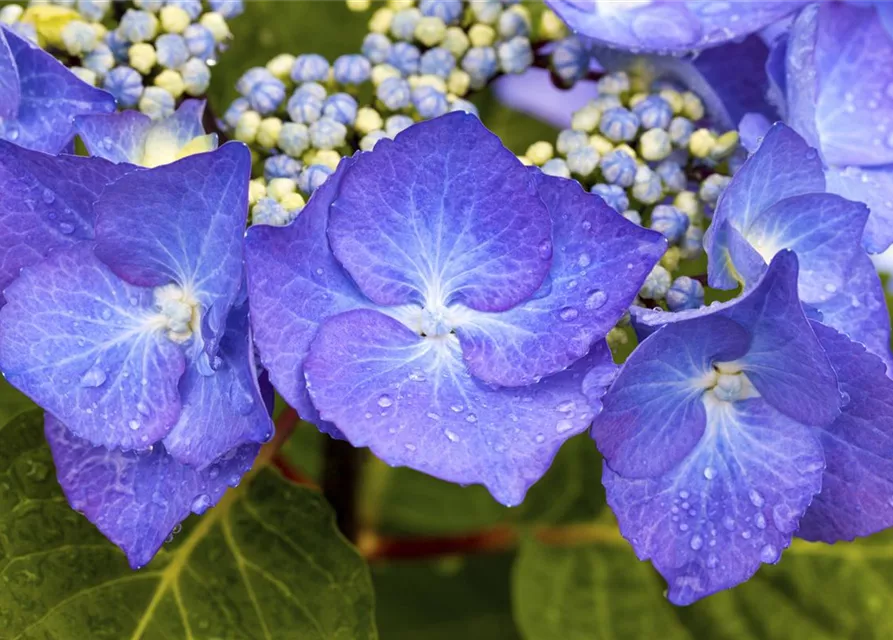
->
xmin=442 ymin=26 xmax=470 ymax=58
xmin=674 ymin=191 xmax=702 ymax=220
xmin=314 ymin=149 xmax=341 ymax=171
xmin=267 ymin=177 xmax=297 ymax=201
xmin=468 ymin=23 xmax=496 ymax=48
xmin=517 ymin=156 xmax=533 ymax=166
xmin=369 ymin=7 xmax=394 ymax=34
xmin=280 ymin=192 xmax=306 ymax=212
xmin=346 ymin=0 xmax=372 ymax=11
xmin=200 ymin=12 xmax=230 ymax=42
xmin=660 ymin=246 xmax=682 ymax=272
xmin=266 ymin=54 xmax=296 ymax=81
xmin=248 ymin=179 xmax=267 ymax=206
xmin=388 ymin=0 xmax=414 ymax=10
xmin=682 ymin=91 xmax=705 ymax=121
xmin=689 ymin=128 xmax=716 ymax=158
xmin=659 ymin=89 xmax=684 ymax=114
xmin=607 ymin=327 xmax=630 ymax=349
xmin=20 ymin=5 xmax=79 ymax=48
xmin=571 ymin=104 xmax=601 ymax=132
xmin=414 ymin=74 xmax=446 ymax=93
xmin=159 ymin=5 xmax=190 ymax=34
xmin=355 ymin=106 xmax=384 ymax=135
xmin=71 ymin=67 xmax=97 ymax=86
xmin=234 ymin=111 xmax=262 ymax=144
xmin=588 ymin=134 xmax=614 ymax=156
xmin=447 ymin=69 xmax=470 ymax=97
xmin=539 ymin=9 xmax=567 ymax=41
xmin=256 ymin=117 xmax=283 ymax=149
xmin=711 ymin=130 xmax=740 ymax=160
xmin=639 ymin=128 xmax=672 ymax=161
xmin=415 ymin=16 xmax=446 ymax=47
xmin=628 ymin=92 xmax=648 ymax=109
xmin=526 ymin=141 xmax=554 ymax=166
xmin=154 ymin=69 xmax=184 ymax=98
xmin=371 ymin=63 xmax=401 ymax=86
xmin=129 ymin=43 xmax=156 ymax=75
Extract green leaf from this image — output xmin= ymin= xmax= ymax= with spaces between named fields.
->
xmin=0 ymin=410 xmax=377 ymax=640
xmin=374 ymin=553 xmax=521 ymax=640
xmin=0 ymin=379 xmax=34 ymax=423
xmin=513 ymin=526 xmax=893 ymax=639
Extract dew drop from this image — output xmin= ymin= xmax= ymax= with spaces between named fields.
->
xmin=100 ymin=308 xmax=112 ymax=320
xmin=136 ymin=402 xmax=151 ymax=416
xmin=208 ymin=465 xmax=220 ymax=479
xmin=58 ymin=222 xmax=75 ymax=235
xmin=759 ymin=544 xmax=778 ymax=563
xmin=377 ymin=394 xmax=393 ymax=408
xmin=823 ymin=282 xmax=837 ymax=294
xmin=42 ymin=189 xmax=55 ymax=204
xmin=404 ymin=443 xmax=416 ymax=452
xmin=191 ymin=494 xmax=212 ymax=514
xmin=754 ymin=513 xmax=766 ymax=530
xmin=450 ymin=404 xmax=464 ymax=413
xmin=465 ymin=413 xmax=478 ymax=423
xmin=749 ymin=489 xmax=764 ymax=507
xmin=722 ymin=515 xmax=735 ymax=531
xmin=559 ymin=306 xmax=579 ymax=321
xmin=444 ymin=429 xmax=459 ymax=442
xmin=535 ymin=433 xmax=545 ymax=443
xmin=79 ymin=366 xmax=107 ymax=388
xmin=584 ymin=289 xmax=607 ymax=310
xmin=741 ymin=530 xmax=752 ymax=540
xmin=128 ymin=419 xmax=140 ymax=430
xmin=408 ymin=370 xmax=426 ymax=382
xmin=679 ymin=490 xmax=689 ymax=499
xmin=577 ymin=253 xmax=591 ymax=268
xmin=426 ymin=411 xmax=440 ymax=421
xmin=555 ymin=419 xmax=574 ymax=433
xmin=538 ymin=239 xmax=553 ymax=260
xmin=689 ymin=534 xmax=703 ymax=551
xmin=556 ymin=400 xmax=576 ymax=413
xmin=707 ymin=553 xmax=719 ymax=569
xmin=703 ymin=466 xmax=716 ymax=480
xmin=679 ymin=523 xmax=689 ymax=532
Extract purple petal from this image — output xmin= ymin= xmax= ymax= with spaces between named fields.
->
xmin=75 ymin=109 xmax=154 ymax=164
xmin=0 ymin=29 xmax=20 ymax=119
xmin=814 ymin=252 xmax=892 ymax=371
xmin=592 ymin=315 xmax=750 ymax=479
xmin=162 ymin=294 xmax=274 ymax=468
xmin=546 ymin=0 xmax=806 ymax=55
xmin=826 ymin=164 xmax=893 ymax=254
xmin=706 ymin=123 xmax=825 ymax=290
xmin=245 ymin=156 xmax=369 ymax=437
xmin=737 ymin=113 xmax=772 ymax=154
xmin=604 ymin=396 xmax=824 ymax=605
xmin=46 ymin=414 xmax=259 ymax=569
xmin=94 ymin=143 xmax=251 ymax=357
xmin=0 ymin=244 xmax=185 ymax=450
xmin=797 ymin=322 xmax=893 ymax=542
xmin=784 ymin=4 xmax=823 ymax=153
xmin=328 ymin=113 xmax=552 ymax=312
xmin=634 ymin=251 xmax=841 ymax=429
xmin=493 ymin=68 xmax=598 ymax=129
xmin=2 ymin=27 xmax=115 ymax=154
xmin=811 ymin=2 xmax=893 ymax=168
xmin=0 ymin=141 xmax=135 ymax=304
xmin=304 ymin=308 xmax=613 ymax=506
xmin=456 ymin=171 xmax=665 ymax=387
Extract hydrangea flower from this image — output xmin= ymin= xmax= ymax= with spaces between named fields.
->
xmin=546 ymin=0 xmax=807 ymax=55
xmin=598 ymin=250 xmax=893 ymax=604
xmin=75 ymin=99 xmax=217 ymax=167
xmin=0 ymin=144 xmax=273 ymax=564
xmin=246 ymin=113 xmax=665 ymax=504
xmin=705 ymin=123 xmax=891 ymax=368
xmin=0 ymin=26 xmax=114 ymax=153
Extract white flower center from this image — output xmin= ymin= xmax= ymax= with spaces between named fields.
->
xmin=153 ymin=284 xmax=200 ymax=343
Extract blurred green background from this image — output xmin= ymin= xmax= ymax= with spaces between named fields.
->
xmin=2 ymin=2 xmax=893 ymax=638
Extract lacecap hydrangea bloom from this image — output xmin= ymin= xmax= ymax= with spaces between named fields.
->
xmin=246 ymin=112 xmax=666 ymax=505
xmin=0 ymin=25 xmax=114 ymax=153
xmin=0 ymin=142 xmax=273 ymax=567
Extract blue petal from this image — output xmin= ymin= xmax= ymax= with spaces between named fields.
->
xmin=783 ymin=4 xmax=823 ymax=153
xmin=826 ymin=164 xmax=893 ymax=254
xmin=706 ymin=123 xmax=825 ymax=290
xmin=810 ymin=2 xmax=893 ymax=168
xmin=798 ymin=322 xmax=893 ymax=542
xmin=455 ymin=171 xmax=665 ymax=387
xmin=493 ymin=68 xmax=598 ymax=129
xmin=162 ymin=293 xmax=274 ymax=468
xmin=545 ymin=0 xmax=806 ymax=55
xmin=328 ymin=113 xmax=552 ymax=312
xmin=592 ymin=315 xmax=750 ymax=479
xmin=634 ymin=251 xmax=841 ymax=428
xmin=304 ymin=308 xmax=613 ymax=506
xmin=245 ymin=156 xmax=370 ymax=438
xmin=0 ymin=28 xmax=20 ymax=119
xmin=814 ymin=252 xmax=892 ymax=371
xmin=75 ymin=109 xmax=154 ymax=164
xmin=94 ymin=143 xmax=251 ymax=360
xmin=46 ymin=414 xmax=259 ymax=569
xmin=2 ymin=27 xmax=115 ymax=154
xmin=0 ymin=141 xmax=135 ymax=303
xmin=765 ymin=32 xmax=787 ymax=119
xmin=737 ymin=113 xmax=772 ymax=154
xmin=604 ymin=396 xmax=824 ymax=605
xmin=0 ymin=244 xmax=185 ymax=450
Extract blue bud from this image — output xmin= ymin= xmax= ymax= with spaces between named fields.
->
xmin=155 ymin=34 xmax=189 ymax=69
xmin=600 ymin=149 xmax=637 ymax=187
xmin=184 ymin=24 xmax=216 ymax=61
xmin=566 ymin=146 xmax=599 ymax=178
xmin=209 ymin=0 xmax=244 ymax=19
xmin=377 ymin=77 xmax=412 ymax=111
xmin=77 ymin=0 xmax=111 ymax=22
xmin=103 ymin=66 xmax=143 ymax=107
xmin=181 ymin=57 xmax=211 ymax=96
xmin=323 ymin=93 xmax=359 ymax=125
xmin=632 ymin=167 xmax=664 ymax=205
xmin=668 ymin=116 xmax=695 ymax=146
xmin=252 ymin=197 xmax=292 ymax=227
xmin=419 ymin=0 xmax=463 ymax=25
xmin=309 ymin=117 xmax=348 ymax=150
xmin=118 ymin=10 xmax=157 ymax=43
xmin=386 ymin=115 xmax=414 ymax=137
xmin=649 ymin=204 xmax=689 ymax=242
xmin=237 ymin=68 xmax=286 ymax=115
xmin=168 ymin=0 xmax=202 ymax=19
xmin=497 ymin=36 xmax=533 ymax=75
xmin=599 ymin=107 xmax=640 ymax=142
xmin=596 ymin=72 xmax=630 ymax=96
xmin=666 ymin=276 xmax=704 ymax=311
xmin=362 ymin=33 xmax=392 ymax=65
xmin=223 ymin=97 xmax=250 ymax=129
xmin=139 ymin=86 xmax=175 ymax=120
xmin=461 ymin=46 xmax=497 ymax=89
xmin=412 ymin=86 xmax=449 ymax=119
xmin=295 ymin=82 xmax=327 ymax=101
xmin=590 ymin=183 xmax=629 ymax=212
xmin=105 ymin=29 xmax=132 ymax=63
xmin=655 ymin=159 xmax=687 ymax=193
xmin=498 ymin=9 xmax=529 ymax=39
xmin=551 ymin=37 xmax=587 ymax=87
xmin=681 ymin=225 xmax=704 ymax=259
xmin=360 ymin=130 xmax=389 ymax=151
xmin=387 ymin=42 xmax=421 ymax=76
xmin=279 ymin=122 xmax=310 ymax=157
xmin=134 ymin=0 xmax=164 ymax=11
xmin=287 ymin=89 xmax=324 ymax=124
xmin=391 ymin=8 xmax=421 ymax=41
xmin=299 ymin=164 xmax=334 ymax=194
xmin=264 ymin=155 xmax=303 ymax=181
xmin=333 ymin=54 xmax=372 ymax=85
xmin=83 ymin=43 xmax=114 ymax=77
xmin=640 ymin=265 xmax=671 ymax=300
xmin=699 ymin=174 xmax=731 ymax=207
xmin=291 ymin=54 xmax=330 ymax=83
xmin=449 ymin=98 xmax=478 ymax=116
xmin=542 ymin=158 xmax=571 ymax=179
xmin=632 ymin=95 xmax=673 ymax=130
xmin=556 ymin=129 xmax=589 ymax=156
xmin=471 ymin=0 xmax=502 ymax=23
xmin=419 ymin=47 xmax=455 ymax=78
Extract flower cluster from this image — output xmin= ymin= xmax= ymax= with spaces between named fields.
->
xmin=0 ymin=0 xmax=242 ymax=120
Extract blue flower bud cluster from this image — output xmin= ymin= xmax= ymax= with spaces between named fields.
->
xmin=3 ymin=0 xmax=242 ymax=119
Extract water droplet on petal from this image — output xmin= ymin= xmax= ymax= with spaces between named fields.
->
xmin=555 ymin=419 xmax=574 ymax=433
xmin=577 ymin=253 xmax=591 ymax=268
xmin=377 ymin=394 xmax=393 ymax=408
xmin=191 ymin=494 xmax=212 ymax=514
xmin=535 ymin=433 xmax=545 ymax=443
xmin=749 ymin=489 xmax=764 ymax=507
xmin=689 ymin=534 xmax=703 ymax=551
xmin=465 ymin=413 xmax=478 ymax=423
xmin=754 ymin=513 xmax=766 ymax=530
xmin=444 ymin=429 xmax=459 ymax=442
xmin=538 ymin=239 xmax=553 ymax=260
xmin=759 ymin=544 xmax=778 ymax=563
xmin=128 ymin=419 xmax=140 ymax=430
xmin=584 ymin=289 xmax=607 ymax=310
xmin=136 ymin=402 xmax=151 ymax=416
xmin=80 ymin=366 xmax=107 ymax=388
xmin=559 ymin=307 xmax=579 ymax=321
xmin=722 ymin=515 xmax=735 ymax=531
xmin=703 ymin=466 xmax=716 ymax=480
xmin=404 ymin=443 xmax=416 ymax=452
xmin=450 ymin=404 xmax=464 ymax=413
xmin=42 ymin=188 xmax=55 ymax=204
xmin=58 ymin=222 xmax=75 ymax=235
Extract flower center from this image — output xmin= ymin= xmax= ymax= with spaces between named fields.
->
xmin=704 ymin=362 xmax=758 ymax=403
xmin=153 ymin=283 xmax=200 ymax=343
